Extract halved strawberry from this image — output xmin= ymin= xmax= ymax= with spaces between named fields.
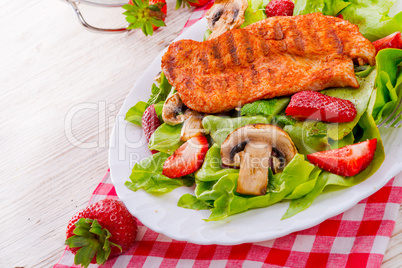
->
xmin=372 ymin=32 xmax=402 ymax=54
xmin=265 ymin=0 xmax=295 ymax=17
xmin=142 ymin=104 xmax=161 ymax=154
xmin=163 ymin=136 xmax=209 ymax=178
xmin=307 ymin=139 xmax=377 ymax=177
xmin=285 ymin=91 xmax=357 ymax=123
xmin=124 ymin=0 xmax=167 ymax=36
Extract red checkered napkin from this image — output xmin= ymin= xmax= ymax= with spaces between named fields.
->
xmin=56 ymin=171 xmax=402 ymax=268
xmin=55 ymin=4 xmax=402 ymax=267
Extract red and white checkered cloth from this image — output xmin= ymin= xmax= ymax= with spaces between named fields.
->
xmin=55 ymin=171 xmax=402 ymax=268
xmin=55 ymin=4 xmax=402 ymax=267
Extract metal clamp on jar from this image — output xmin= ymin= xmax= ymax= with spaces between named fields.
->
xmin=62 ymin=0 xmax=129 ymax=33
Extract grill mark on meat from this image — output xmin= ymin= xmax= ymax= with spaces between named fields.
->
xmin=198 ymin=51 xmax=209 ymax=69
xmin=321 ymin=18 xmax=344 ymax=54
xmin=306 ymin=17 xmax=322 ymax=52
xmin=211 ymin=39 xmax=224 ymax=69
xmin=185 ymin=77 xmax=194 ymax=92
xmin=201 ymin=77 xmax=213 ymax=93
xmin=235 ymin=74 xmax=244 ymax=92
xmin=165 ymin=54 xmax=177 ymax=80
xmin=161 ymin=13 xmax=376 ymax=113
xmin=219 ymin=75 xmax=229 ymax=92
xmin=227 ymin=32 xmax=241 ymax=66
xmin=327 ymin=28 xmax=344 ymax=54
xmin=258 ymin=26 xmax=267 ymax=37
xmin=288 ymin=20 xmax=305 ymax=52
xmin=273 ymin=22 xmax=284 ymax=40
xmin=250 ymin=64 xmax=259 ymax=84
xmin=183 ymin=48 xmax=193 ymax=58
xmin=241 ymin=30 xmax=255 ymax=63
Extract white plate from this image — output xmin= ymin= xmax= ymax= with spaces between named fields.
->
xmin=109 ymin=12 xmax=402 ymax=245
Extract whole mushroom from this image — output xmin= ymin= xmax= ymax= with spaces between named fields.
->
xmin=220 ymin=124 xmax=297 ymax=196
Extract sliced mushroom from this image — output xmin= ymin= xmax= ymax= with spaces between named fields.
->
xmin=205 ymin=0 xmax=248 ymax=40
xmin=221 ymin=124 xmax=297 ymax=196
xmin=180 ymin=112 xmax=206 ymax=141
xmin=154 ymin=71 xmax=162 ymax=83
xmin=162 ymin=93 xmax=195 ymax=125
xmin=270 ymin=148 xmax=287 ymax=174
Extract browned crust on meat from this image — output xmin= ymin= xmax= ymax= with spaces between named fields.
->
xmin=161 ymin=13 xmax=376 ymax=114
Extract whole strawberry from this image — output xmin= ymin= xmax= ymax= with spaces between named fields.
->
xmin=175 ymin=0 xmax=210 ymax=9
xmin=142 ymin=104 xmax=162 ymax=154
xmin=65 ymin=199 xmax=137 ymax=267
xmin=265 ymin=0 xmax=295 ymax=17
xmin=124 ymin=0 xmax=167 ymax=36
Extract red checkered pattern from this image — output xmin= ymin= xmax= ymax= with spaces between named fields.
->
xmin=55 ymin=4 xmax=402 ymax=267
xmin=55 ymin=171 xmax=402 ymax=268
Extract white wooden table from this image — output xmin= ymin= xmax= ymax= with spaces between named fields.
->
xmin=0 ymin=1 xmax=400 ymax=267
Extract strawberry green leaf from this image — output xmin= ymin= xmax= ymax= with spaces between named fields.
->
xmin=123 ymin=1 xmax=166 ymax=36
xmin=145 ymin=22 xmax=153 ymax=36
xmin=75 ymin=243 xmax=98 ymax=268
xmin=66 ymin=236 xmax=91 ymax=248
xmin=65 ymin=218 xmax=122 ymax=267
xmin=148 ymin=4 xmax=161 ymax=11
xmin=150 ymin=18 xmax=166 ymax=27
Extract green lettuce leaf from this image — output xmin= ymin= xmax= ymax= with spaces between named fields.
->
xmin=340 ymin=0 xmax=402 ymax=41
xmin=241 ymin=98 xmax=290 ymax=117
xmin=284 ymin=68 xmax=376 ymax=152
xmin=202 ymin=115 xmax=271 ymax=145
xmin=125 ymin=152 xmax=194 ymax=194
xmin=323 ymin=68 xmax=377 ymax=140
xmin=149 ymin=123 xmax=183 ymax=154
xmin=372 ymin=49 xmax=402 ymax=126
xmin=285 ymin=168 xmax=322 ymax=200
xmin=195 ymin=144 xmax=239 ymax=182
xmin=177 ymin=194 xmax=213 ymax=210
xmin=147 ymin=72 xmax=172 ymax=106
xmin=125 ymin=101 xmax=147 ymax=126
xmin=282 ymin=109 xmax=385 ymax=219
xmin=294 ymin=0 xmax=350 ymax=16
xmin=204 ymin=154 xmax=317 ymax=221
xmin=240 ymin=0 xmax=267 ymax=28
xmin=284 ymin=121 xmax=331 ymax=155
xmin=154 ymin=102 xmax=164 ymax=122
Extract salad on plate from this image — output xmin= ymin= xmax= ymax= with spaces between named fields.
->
xmin=123 ymin=0 xmax=402 ymax=222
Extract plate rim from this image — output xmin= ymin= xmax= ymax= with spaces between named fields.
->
xmin=109 ymin=16 xmax=402 ymax=245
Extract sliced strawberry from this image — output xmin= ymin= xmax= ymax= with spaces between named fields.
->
xmin=372 ymin=32 xmax=402 ymax=54
xmin=163 ymin=136 xmax=209 ymax=178
xmin=285 ymin=91 xmax=357 ymax=123
xmin=307 ymin=139 xmax=377 ymax=177
xmin=265 ymin=0 xmax=294 ymax=17
xmin=124 ymin=0 xmax=167 ymax=36
xmin=142 ymin=104 xmax=161 ymax=154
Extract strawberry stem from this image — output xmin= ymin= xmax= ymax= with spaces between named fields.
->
xmin=123 ymin=1 xmax=166 ymax=36
xmin=65 ymin=218 xmax=122 ymax=268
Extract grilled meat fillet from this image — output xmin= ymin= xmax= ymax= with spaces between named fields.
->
xmin=161 ymin=13 xmax=376 ymax=114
